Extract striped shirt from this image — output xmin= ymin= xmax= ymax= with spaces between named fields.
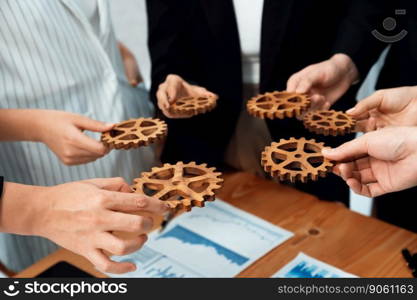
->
xmin=0 ymin=0 xmax=155 ymax=272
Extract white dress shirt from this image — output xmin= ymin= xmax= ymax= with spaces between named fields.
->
xmin=233 ymin=0 xmax=264 ymax=84
xmin=226 ymin=0 xmax=271 ymax=177
xmin=0 ymin=0 xmax=154 ymax=271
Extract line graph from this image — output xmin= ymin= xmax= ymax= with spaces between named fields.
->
xmin=157 ymin=225 xmax=249 ymax=266
xmin=112 ymin=199 xmax=293 ymax=278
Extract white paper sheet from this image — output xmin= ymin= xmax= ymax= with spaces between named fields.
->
xmin=272 ymin=253 xmax=357 ymax=278
xmin=110 ymin=199 xmax=293 ymax=278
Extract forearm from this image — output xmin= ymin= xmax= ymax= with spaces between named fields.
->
xmin=0 ymin=181 xmax=45 ymax=236
xmin=0 ymin=109 xmax=44 ymax=142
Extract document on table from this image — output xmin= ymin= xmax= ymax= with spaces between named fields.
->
xmin=272 ymin=253 xmax=357 ymax=278
xmin=110 ymin=199 xmax=293 ymax=278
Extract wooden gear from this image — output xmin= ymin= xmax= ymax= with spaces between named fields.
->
xmin=261 ymin=137 xmax=333 ymax=183
xmin=247 ymin=91 xmax=310 ymax=119
xmin=303 ymin=110 xmax=356 ymax=136
xmin=169 ymin=95 xmax=218 ymax=117
xmin=133 ymin=162 xmax=223 ymax=211
xmin=101 ymin=118 xmax=167 ymax=149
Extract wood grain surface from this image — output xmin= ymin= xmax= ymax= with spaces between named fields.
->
xmin=16 ymin=172 xmax=417 ymax=278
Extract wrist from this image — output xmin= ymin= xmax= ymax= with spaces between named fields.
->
xmin=0 ymin=182 xmax=48 ymax=236
xmin=331 ymin=54 xmax=359 ymax=85
xmin=29 ymin=110 xmax=50 ymax=143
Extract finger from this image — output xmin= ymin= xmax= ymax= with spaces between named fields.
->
xmin=286 ymin=73 xmax=301 ymax=92
xmin=354 ymin=157 xmax=371 ymax=171
xmin=347 ymin=91 xmax=383 ymax=116
xmin=366 ymin=183 xmax=386 ymax=197
xmin=83 ymin=177 xmax=131 ymax=192
xmin=322 ymin=136 xmax=370 ymax=162
xmin=162 ymin=108 xmax=189 ymax=119
xmin=166 ymin=76 xmax=182 ymax=102
xmin=332 ymin=164 xmax=341 ymax=177
xmin=346 ymin=178 xmax=371 ymax=197
xmin=157 ymin=86 xmax=170 ymax=110
xmin=60 ymin=155 xmax=100 ymax=166
xmin=309 ymin=94 xmax=326 ymax=111
xmin=97 ymin=232 xmax=148 ymax=256
xmin=124 ymin=57 xmax=140 ymax=86
xmin=102 ymin=212 xmax=154 ymax=233
xmin=355 ymin=120 xmax=370 ymax=133
xmin=338 ymin=162 xmax=355 ymax=181
xmin=352 ymin=168 xmax=377 ymax=184
xmin=88 ymin=249 xmax=136 ymax=274
xmin=105 ymin=192 xmax=170 ymax=214
xmin=73 ymin=132 xmax=108 ymax=156
xmin=74 ymin=116 xmax=114 ymax=133
xmin=294 ymin=70 xmax=321 ymax=94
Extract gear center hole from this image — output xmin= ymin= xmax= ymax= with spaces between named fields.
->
xmin=294 ymin=154 xmax=302 ymax=159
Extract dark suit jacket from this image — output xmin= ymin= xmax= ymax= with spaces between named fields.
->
xmin=147 ymin=0 xmax=365 ymax=203
xmin=375 ymin=3 xmax=417 ymax=233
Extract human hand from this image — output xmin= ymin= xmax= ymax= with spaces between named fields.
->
xmin=346 ymin=86 xmax=417 ymax=132
xmin=156 ymin=74 xmax=217 ymax=118
xmin=1 ymin=177 xmax=169 ymax=274
xmin=322 ymin=127 xmax=417 ymax=197
xmin=33 ymin=110 xmax=114 ymax=165
xmin=287 ymin=54 xmax=359 ymax=111
xmin=118 ymin=42 xmax=143 ymax=86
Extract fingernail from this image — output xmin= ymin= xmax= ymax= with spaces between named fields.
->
xmin=105 ymin=123 xmax=115 ymax=127
xmin=322 ymin=148 xmax=333 ymax=155
xmin=346 ymin=108 xmax=355 ymax=114
xmin=129 ymin=264 xmax=137 ymax=272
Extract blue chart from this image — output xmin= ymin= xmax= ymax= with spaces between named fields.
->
xmin=157 ymin=225 xmax=249 ymax=266
xmin=146 ymin=265 xmax=183 ymax=278
xmin=273 ymin=253 xmax=356 ymax=278
xmin=142 ymin=200 xmax=293 ymax=277
xmin=285 ymin=261 xmax=339 ymax=278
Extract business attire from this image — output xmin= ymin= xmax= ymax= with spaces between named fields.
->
xmin=0 ymin=0 xmax=155 ymax=271
xmin=334 ymin=1 xmax=417 ymax=232
xmin=373 ymin=4 xmax=417 ymax=233
xmin=147 ymin=0 xmax=360 ymax=204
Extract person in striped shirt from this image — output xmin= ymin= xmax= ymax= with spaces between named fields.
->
xmin=0 ymin=0 xmax=155 ymax=271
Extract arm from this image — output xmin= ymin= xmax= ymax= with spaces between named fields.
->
xmin=147 ymin=0 xmax=216 ymax=118
xmin=0 ymin=177 xmax=168 ymax=274
xmin=0 ymin=109 xmax=113 ymax=165
xmin=118 ymin=42 xmax=143 ymax=86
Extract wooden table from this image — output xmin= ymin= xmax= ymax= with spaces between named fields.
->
xmin=16 ymin=172 xmax=417 ymax=278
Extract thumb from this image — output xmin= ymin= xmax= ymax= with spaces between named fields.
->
xmin=322 ymin=135 xmax=369 ymax=162
xmin=74 ymin=116 xmax=114 ymax=133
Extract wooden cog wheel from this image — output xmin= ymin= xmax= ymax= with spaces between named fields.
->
xmin=303 ymin=110 xmax=356 ymax=136
xmin=101 ymin=118 xmax=167 ymax=149
xmin=169 ymin=95 xmax=218 ymax=117
xmin=247 ymin=91 xmax=310 ymax=119
xmin=133 ymin=162 xmax=223 ymax=211
xmin=261 ymin=137 xmax=333 ymax=183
